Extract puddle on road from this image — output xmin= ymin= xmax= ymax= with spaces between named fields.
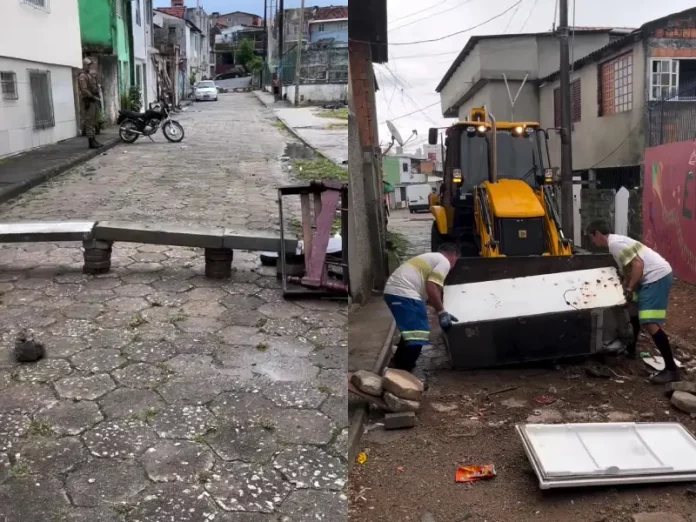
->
xmin=283 ymin=143 xmax=316 ymax=160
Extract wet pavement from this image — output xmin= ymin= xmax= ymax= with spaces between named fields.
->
xmin=0 ymin=93 xmax=347 ymax=521
xmin=265 ymin=100 xmax=347 ymax=166
xmin=387 ymin=209 xmax=432 ymax=259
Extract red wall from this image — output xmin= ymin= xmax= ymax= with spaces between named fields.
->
xmin=643 ymin=141 xmax=696 ymax=283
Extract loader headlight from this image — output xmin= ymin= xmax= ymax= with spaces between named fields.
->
xmin=525 ymin=127 xmax=535 ymax=135
xmin=514 ymin=126 xmax=524 ymax=135
xmin=544 ymin=168 xmax=554 ymax=183
xmin=477 ymin=125 xmax=486 ymax=133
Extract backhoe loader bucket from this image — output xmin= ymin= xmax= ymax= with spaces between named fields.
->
xmin=442 ymin=253 xmax=632 ymax=370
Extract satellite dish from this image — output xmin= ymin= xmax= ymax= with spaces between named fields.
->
xmin=386 ymin=120 xmax=404 ymax=146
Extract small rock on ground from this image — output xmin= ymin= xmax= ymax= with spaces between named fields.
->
xmin=383 ymin=391 xmax=420 ymax=413
xmin=382 ymin=369 xmax=423 ymax=401
xmin=671 ymin=391 xmax=696 ymax=414
xmin=351 ymin=370 xmax=382 ymax=396
xmin=666 ymin=381 xmax=696 ymax=396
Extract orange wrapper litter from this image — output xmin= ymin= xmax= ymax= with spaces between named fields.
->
xmin=455 ymin=464 xmax=496 ymax=483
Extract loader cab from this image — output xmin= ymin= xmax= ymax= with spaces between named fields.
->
xmin=429 ymin=108 xmax=555 ymax=255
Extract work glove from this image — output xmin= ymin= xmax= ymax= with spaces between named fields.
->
xmin=438 ymin=311 xmax=459 ymax=332
xmin=623 ymin=288 xmax=634 ymax=302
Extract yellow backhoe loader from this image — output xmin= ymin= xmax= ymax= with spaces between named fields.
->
xmin=427 ymin=108 xmax=629 ymax=369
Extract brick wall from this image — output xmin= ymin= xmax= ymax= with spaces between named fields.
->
xmin=348 ymin=41 xmax=378 ymax=148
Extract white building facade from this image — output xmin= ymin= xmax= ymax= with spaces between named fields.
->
xmin=132 ymin=0 xmax=148 ymax=110
xmin=0 ymin=0 xmax=82 ymax=158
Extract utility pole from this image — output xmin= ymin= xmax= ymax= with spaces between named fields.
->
xmin=558 ymin=0 xmax=574 ymax=240
xmin=278 ymin=0 xmax=284 ymax=96
xmin=293 ymin=0 xmax=305 ymax=106
xmin=262 ymin=0 xmax=268 ymax=87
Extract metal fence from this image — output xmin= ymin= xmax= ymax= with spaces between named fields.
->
xmin=647 ymin=81 xmax=696 ymax=147
xmin=28 ymin=70 xmax=54 ymax=130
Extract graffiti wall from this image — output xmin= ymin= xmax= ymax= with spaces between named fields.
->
xmin=643 ymin=141 xmax=696 ymax=283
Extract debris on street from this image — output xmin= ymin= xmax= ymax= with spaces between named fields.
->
xmin=644 ymin=354 xmax=683 ymax=371
xmin=455 ymin=464 xmax=497 ymax=483
xmin=384 ymin=412 xmax=416 ymax=430
xmin=14 ymin=330 xmax=45 ymax=363
xmin=349 ymin=369 xmax=425 ymax=415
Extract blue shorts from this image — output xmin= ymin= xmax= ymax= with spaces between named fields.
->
xmin=384 ymin=294 xmax=430 ymax=346
xmin=632 ymin=273 xmax=672 ymax=325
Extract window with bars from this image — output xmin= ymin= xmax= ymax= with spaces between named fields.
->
xmin=553 ymin=79 xmax=581 ymax=128
xmin=21 ymin=0 xmax=49 ymax=11
xmin=28 ymin=70 xmax=54 ymax=129
xmin=649 ymin=58 xmax=696 ymax=101
xmin=1 ymin=72 xmax=18 ymax=100
xmin=599 ymin=53 xmax=633 ymax=116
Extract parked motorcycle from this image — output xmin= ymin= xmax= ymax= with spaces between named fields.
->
xmin=117 ymin=100 xmax=184 ymax=144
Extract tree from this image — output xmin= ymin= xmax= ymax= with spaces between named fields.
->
xmin=234 ymin=38 xmax=256 ymax=71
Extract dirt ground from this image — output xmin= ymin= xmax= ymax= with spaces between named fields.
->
xmin=349 ymin=280 xmax=696 ymax=522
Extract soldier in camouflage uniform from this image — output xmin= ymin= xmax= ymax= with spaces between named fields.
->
xmin=78 ymin=58 xmax=103 ymax=149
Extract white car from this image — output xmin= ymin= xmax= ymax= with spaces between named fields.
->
xmin=194 ymin=80 xmax=218 ymax=102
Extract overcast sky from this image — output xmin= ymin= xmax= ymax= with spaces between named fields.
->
xmin=153 ymin=0 xmax=345 ymax=15
xmin=378 ymin=0 xmax=696 ymax=153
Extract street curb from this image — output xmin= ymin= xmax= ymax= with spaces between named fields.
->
xmin=0 ymin=136 xmax=120 ymax=206
xmin=252 ymin=90 xmax=273 ymax=108
xmin=252 ymin=90 xmax=346 ymax=168
xmin=347 ymin=315 xmax=396 ymax=471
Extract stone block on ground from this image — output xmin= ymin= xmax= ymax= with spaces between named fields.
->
xmin=384 ymin=391 xmax=420 ymax=413
xmin=671 ymin=391 xmax=696 ymax=414
xmin=382 ymin=368 xmax=424 ymax=401
xmin=351 ymin=370 xmax=383 ymax=396
xmin=666 ymin=381 xmax=696 ymax=396
xmin=384 ymin=411 xmax=416 ymax=430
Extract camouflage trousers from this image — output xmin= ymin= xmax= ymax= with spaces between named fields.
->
xmin=81 ymin=99 xmax=97 ymax=139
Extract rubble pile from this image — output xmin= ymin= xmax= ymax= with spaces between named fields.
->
xmin=666 ymin=381 xmax=696 ymax=414
xmin=351 ymin=368 xmax=424 ymax=413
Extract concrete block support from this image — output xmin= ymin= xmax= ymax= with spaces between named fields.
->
xmin=82 ymin=239 xmax=113 ymax=275
xmin=204 ymin=248 xmax=233 ymax=279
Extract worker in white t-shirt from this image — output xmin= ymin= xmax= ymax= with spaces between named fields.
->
xmin=587 ymin=220 xmax=677 ymax=384
xmin=383 ymin=244 xmax=460 ymax=372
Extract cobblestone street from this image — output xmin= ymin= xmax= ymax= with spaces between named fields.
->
xmin=0 ymin=94 xmax=347 ymax=521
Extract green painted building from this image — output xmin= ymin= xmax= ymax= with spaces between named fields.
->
xmin=382 ymin=156 xmax=401 ymax=188
xmin=78 ymin=0 xmax=132 ymax=95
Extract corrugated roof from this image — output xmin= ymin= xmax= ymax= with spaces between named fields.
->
xmin=155 ymin=7 xmax=186 ymax=19
xmin=435 ymin=27 xmax=633 ymax=93
xmin=540 ymin=7 xmax=696 ymax=83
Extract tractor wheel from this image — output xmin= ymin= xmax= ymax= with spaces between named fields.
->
xmin=431 ymin=221 xmax=449 ymax=252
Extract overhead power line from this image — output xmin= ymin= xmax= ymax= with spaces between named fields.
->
xmin=504 ymin=0 xmax=525 ymax=33
xmin=388 ymin=0 xmax=449 ymax=26
xmin=520 ymin=0 xmax=539 ymax=32
xmin=389 ymin=0 xmax=479 ymax=32
xmin=379 ymin=100 xmax=442 ymax=125
xmin=350 ymin=0 xmax=524 ymax=47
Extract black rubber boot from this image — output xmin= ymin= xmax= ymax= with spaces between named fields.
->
xmin=88 ymin=137 xmax=103 ymax=149
xmin=650 ymin=368 xmax=680 ymax=385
